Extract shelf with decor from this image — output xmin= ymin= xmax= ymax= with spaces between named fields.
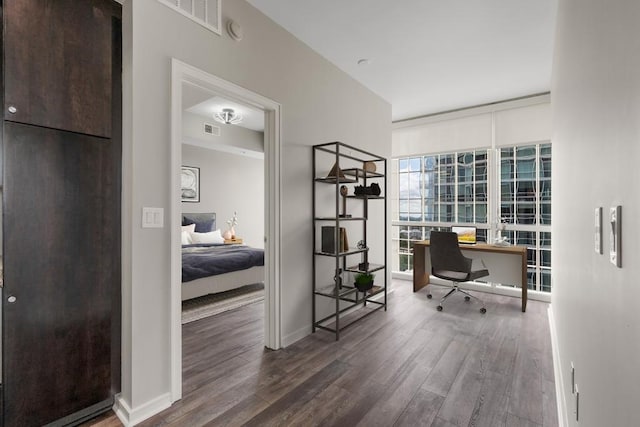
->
xmin=312 ymin=141 xmax=387 ymax=340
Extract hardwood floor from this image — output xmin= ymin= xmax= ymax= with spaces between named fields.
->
xmin=86 ymin=280 xmax=558 ymax=426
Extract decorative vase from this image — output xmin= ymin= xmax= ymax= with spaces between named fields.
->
xmin=223 ymin=229 xmax=233 ymax=240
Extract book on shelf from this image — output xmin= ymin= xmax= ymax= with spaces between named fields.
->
xmin=321 ymin=226 xmax=349 ymax=253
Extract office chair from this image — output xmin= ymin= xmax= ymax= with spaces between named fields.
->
xmin=428 ymin=231 xmax=488 ymax=313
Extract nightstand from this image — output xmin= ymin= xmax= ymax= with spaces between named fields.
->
xmin=224 ymin=238 xmax=243 ymax=244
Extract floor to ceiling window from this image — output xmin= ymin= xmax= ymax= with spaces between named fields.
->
xmin=392 ymin=143 xmax=552 ymax=293
xmin=498 ymin=143 xmax=552 ymax=292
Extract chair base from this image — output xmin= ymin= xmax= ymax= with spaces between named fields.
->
xmin=429 ymin=283 xmax=486 ymax=313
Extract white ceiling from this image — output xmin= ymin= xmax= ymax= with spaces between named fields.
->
xmin=247 ymin=0 xmax=558 ymax=121
xmin=182 ymin=83 xmax=265 ymax=131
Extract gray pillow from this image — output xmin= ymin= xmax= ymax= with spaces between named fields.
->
xmin=182 ymin=213 xmax=216 ymax=233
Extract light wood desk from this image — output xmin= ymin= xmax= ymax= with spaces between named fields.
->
xmin=413 ymin=241 xmax=528 ymax=312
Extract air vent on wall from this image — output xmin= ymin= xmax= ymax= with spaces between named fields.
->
xmin=156 ymin=0 xmax=221 ymax=35
xmin=204 ymin=122 xmax=220 ymax=136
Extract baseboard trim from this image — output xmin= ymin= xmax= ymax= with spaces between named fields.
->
xmin=548 ymin=305 xmax=568 ymax=427
xmin=392 ymin=272 xmax=551 ymax=303
xmin=113 ymin=392 xmax=172 ymax=427
xmin=282 ymin=325 xmax=310 ymax=347
xmin=283 ymin=287 xmax=394 ymax=347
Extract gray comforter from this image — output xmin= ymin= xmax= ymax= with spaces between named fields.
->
xmin=182 ymin=244 xmax=264 ymax=282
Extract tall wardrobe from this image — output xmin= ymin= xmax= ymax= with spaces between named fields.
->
xmin=1 ymin=1 xmax=122 ymax=426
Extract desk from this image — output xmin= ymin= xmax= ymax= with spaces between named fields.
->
xmin=412 ymin=241 xmax=528 ymax=312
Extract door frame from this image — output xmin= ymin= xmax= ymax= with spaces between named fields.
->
xmin=170 ymin=59 xmax=282 ymax=401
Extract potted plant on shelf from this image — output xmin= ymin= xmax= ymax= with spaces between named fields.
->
xmin=354 ymin=272 xmax=375 ymax=292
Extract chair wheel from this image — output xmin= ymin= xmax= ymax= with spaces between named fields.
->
xmin=437 ymin=305 xmax=443 ymax=311
xmin=480 ymin=307 xmax=487 ymax=314
xmin=464 ymin=296 xmax=470 ymax=301
xmin=427 ymin=294 xmax=432 ymax=299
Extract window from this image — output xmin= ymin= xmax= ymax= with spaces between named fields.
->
xmin=499 ymin=143 xmax=552 ymax=292
xmin=393 ymin=143 xmax=552 ymax=293
xmin=395 ymin=149 xmax=490 ymax=275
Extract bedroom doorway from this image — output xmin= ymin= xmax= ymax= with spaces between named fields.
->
xmin=170 ymin=59 xmax=281 ymax=402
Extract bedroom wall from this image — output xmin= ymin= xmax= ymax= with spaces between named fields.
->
xmin=182 ymin=110 xmax=264 ymax=156
xmin=551 ymin=0 xmax=640 ymax=425
xmin=182 ymin=144 xmax=264 ymax=248
xmin=121 ymin=0 xmax=391 ymax=419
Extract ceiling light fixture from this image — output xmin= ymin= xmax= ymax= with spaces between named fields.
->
xmin=214 ymin=108 xmax=243 ymax=125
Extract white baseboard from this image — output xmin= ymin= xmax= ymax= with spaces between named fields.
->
xmin=113 ymin=392 xmax=172 ymax=427
xmin=283 ymin=288 xmax=394 ymax=347
xmin=282 ymin=324 xmax=310 ymax=347
xmin=392 ymin=272 xmax=551 ymax=303
xmin=548 ymin=305 xmax=568 ymax=427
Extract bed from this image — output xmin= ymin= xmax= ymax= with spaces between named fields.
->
xmin=181 ymin=212 xmax=265 ymax=301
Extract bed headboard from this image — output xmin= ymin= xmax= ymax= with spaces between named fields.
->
xmin=182 ymin=212 xmax=216 ymax=233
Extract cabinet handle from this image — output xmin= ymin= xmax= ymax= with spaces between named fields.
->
xmin=7 ymin=106 xmax=17 ymax=114
xmin=7 ymin=296 xmax=16 ymax=303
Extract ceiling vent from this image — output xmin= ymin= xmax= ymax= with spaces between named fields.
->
xmin=156 ymin=0 xmax=221 ymax=35
xmin=203 ymin=122 xmax=220 ymax=136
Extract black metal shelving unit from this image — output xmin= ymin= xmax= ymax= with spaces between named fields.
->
xmin=312 ymin=141 xmax=387 ymax=340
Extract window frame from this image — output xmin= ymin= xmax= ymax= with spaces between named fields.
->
xmin=392 ymin=142 xmax=551 ymax=293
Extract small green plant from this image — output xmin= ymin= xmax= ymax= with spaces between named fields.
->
xmin=354 ymin=272 xmax=375 ymax=291
xmin=354 ymin=272 xmax=375 ymax=285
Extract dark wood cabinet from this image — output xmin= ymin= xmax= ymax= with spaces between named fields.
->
xmin=3 ymin=123 xmax=116 ymax=426
xmin=1 ymin=1 xmax=122 ymax=425
xmin=3 ymin=0 xmax=116 ymax=138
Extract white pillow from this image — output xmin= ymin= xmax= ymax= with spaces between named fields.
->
xmin=181 ymin=230 xmax=193 ymax=245
xmin=190 ymin=229 xmax=224 ymax=244
xmin=182 ymin=223 xmax=196 ymax=233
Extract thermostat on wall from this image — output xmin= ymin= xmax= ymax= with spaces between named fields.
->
xmin=609 ymin=205 xmax=621 ymax=267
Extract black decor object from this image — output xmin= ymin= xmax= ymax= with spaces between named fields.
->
xmin=354 ymin=182 xmax=381 ymax=196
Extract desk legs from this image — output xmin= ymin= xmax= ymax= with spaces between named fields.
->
xmin=412 ymin=243 xmax=429 ymax=292
xmin=521 ymin=254 xmax=527 ymax=312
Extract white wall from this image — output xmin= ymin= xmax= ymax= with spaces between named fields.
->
xmin=182 ymin=110 xmax=264 ymax=155
xmin=182 ymin=144 xmax=264 ymax=248
xmin=121 ymin=0 xmax=391 ymax=416
xmin=551 ymin=0 xmax=640 ymax=425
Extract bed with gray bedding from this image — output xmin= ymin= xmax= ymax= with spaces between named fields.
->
xmin=181 ymin=212 xmax=265 ymax=300
xmin=182 ymin=244 xmax=264 ymax=282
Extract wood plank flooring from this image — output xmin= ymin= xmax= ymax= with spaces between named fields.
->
xmin=86 ymin=280 xmax=558 ymax=427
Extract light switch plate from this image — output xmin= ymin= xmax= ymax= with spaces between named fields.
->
xmin=142 ymin=207 xmax=164 ymax=228
xmin=595 ymin=207 xmax=602 ymax=254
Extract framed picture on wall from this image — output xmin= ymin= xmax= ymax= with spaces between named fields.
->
xmin=181 ymin=166 xmax=200 ymax=203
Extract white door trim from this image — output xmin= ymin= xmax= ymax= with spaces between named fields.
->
xmin=170 ymin=59 xmax=282 ymax=401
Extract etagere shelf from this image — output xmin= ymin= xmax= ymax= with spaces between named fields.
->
xmin=312 ymin=141 xmax=387 ymax=340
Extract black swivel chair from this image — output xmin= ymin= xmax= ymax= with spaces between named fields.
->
xmin=428 ymin=231 xmax=488 ymax=313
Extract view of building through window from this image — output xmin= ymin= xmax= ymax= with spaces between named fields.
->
xmin=393 ymin=143 xmax=551 ymax=292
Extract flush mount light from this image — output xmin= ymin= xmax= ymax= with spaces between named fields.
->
xmin=214 ymin=108 xmax=243 ymax=125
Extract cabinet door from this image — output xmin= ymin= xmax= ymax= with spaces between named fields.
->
xmin=3 ymin=0 xmax=114 ymax=137
xmin=2 ymin=122 xmax=117 ymax=426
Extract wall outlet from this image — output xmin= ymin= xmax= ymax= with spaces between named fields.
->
xmin=571 ymin=362 xmax=575 ymax=394
xmin=575 ymin=384 xmax=580 ymax=422
xmin=594 ymin=207 xmax=602 ymax=254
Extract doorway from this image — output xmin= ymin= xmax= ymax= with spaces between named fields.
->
xmin=170 ymin=59 xmax=281 ymax=401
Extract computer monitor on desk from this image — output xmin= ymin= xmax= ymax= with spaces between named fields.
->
xmin=451 ymin=225 xmax=476 ymax=244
